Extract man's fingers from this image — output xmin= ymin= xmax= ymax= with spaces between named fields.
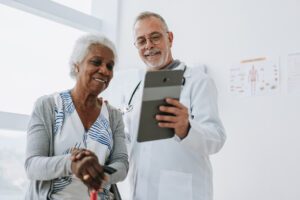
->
xmin=165 ymin=98 xmax=185 ymax=109
xmin=158 ymin=122 xmax=175 ymax=128
xmin=156 ymin=115 xmax=177 ymax=122
xmin=159 ymin=106 xmax=180 ymax=115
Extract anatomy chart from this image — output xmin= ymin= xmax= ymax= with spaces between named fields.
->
xmin=230 ymin=57 xmax=280 ymax=97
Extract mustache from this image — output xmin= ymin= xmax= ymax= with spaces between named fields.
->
xmin=144 ymin=48 xmax=160 ymax=56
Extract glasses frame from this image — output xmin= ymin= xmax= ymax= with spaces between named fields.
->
xmin=134 ymin=31 xmax=169 ymax=49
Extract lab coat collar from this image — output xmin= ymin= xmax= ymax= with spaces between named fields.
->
xmin=175 ymin=61 xmax=191 ymax=78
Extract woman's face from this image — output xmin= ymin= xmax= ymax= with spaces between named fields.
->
xmin=76 ymin=44 xmax=114 ymax=95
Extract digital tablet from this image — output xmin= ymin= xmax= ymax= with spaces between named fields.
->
xmin=137 ymin=69 xmax=184 ymax=142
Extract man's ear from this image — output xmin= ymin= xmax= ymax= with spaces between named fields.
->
xmin=168 ymin=31 xmax=174 ymax=47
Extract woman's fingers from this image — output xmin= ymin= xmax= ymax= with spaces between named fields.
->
xmin=86 ymin=164 xmax=103 ymax=184
xmin=71 ymin=148 xmax=93 ymax=161
xmin=70 ymin=149 xmax=107 ymax=190
xmin=73 ymin=155 xmax=104 ymax=190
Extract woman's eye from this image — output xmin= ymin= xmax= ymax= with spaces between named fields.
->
xmin=106 ymin=63 xmax=114 ymax=71
xmin=91 ymin=60 xmax=102 ymax=66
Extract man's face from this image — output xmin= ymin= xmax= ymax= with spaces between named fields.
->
xmin=134 ymin=17 xmax=173 ymax=70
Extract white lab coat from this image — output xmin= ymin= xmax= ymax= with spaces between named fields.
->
xmin=122 ymin=62 xmax=226 ymax=200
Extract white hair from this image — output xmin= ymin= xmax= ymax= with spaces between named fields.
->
xmin=69 ymin=34 xmax=117 ymax=79
xmin=133 ymin=11 xmax=169 ymax=32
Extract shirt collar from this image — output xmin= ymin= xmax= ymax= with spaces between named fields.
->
xmin=172 ymin=60 xmax=191 ymax=78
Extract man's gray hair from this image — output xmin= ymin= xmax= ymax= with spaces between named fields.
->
xmin=133 ymin=11 xmax=169 ymax=31
xmin=69 ymin=34 xmax=117 ymax=79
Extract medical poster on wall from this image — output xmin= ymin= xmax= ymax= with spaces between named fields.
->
xmin=287 ymin=53 xmax=300 ymax=95
xmin=229 ymin=57 xmax=280 ymax=97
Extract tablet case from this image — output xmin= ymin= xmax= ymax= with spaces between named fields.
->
xmin=137 ymin=70 xmax=184 ymax=142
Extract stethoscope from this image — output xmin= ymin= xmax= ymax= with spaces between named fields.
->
xmin=124 ymin=65 xmax=187 ymax=114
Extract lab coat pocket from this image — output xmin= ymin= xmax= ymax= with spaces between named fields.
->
xmin=158 ymin=170 xmax=192 ymax=200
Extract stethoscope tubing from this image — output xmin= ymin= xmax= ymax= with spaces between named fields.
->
xmin=127 ymin=65 xmax=187 ymax=107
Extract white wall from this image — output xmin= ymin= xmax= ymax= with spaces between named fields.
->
xmin=103 ymin=0 xmax=300 ymax=199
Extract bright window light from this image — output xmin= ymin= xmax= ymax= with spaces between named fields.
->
xmin=0 ymin=4 xmax=86 ymax=115
xmin=0 ymin=130 xmax=27 ymax=200
xmin=0 ymin=2 xmax=90 ymax=199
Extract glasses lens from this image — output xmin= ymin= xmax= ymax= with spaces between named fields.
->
xmin=135 ymin=38 xmax=146 ymax=48
xmin=135 ymin=32 xmax=164 ymax=48
xmin=150 ymin=33 xmax=162 ymax=44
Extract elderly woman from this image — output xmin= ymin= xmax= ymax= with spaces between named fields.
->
xmin=25 ymin=34 xmax=128 ymax=200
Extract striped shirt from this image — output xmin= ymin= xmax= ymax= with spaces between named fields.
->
xmin=51 ymin=90 xmax=113 ymax=200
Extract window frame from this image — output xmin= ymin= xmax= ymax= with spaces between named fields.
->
xmin=0 ymin=0 xmax=114 ymax=131
xmin=0 ymin=0 xmax=102 ymax=33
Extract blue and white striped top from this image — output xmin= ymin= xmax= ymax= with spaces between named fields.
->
xmin=50 ymin=90 xmax=113 ymax=200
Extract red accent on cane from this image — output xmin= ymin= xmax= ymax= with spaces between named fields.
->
xmin=90 ymin=191 xmax=97 ymax=200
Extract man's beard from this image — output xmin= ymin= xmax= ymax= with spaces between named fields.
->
xmin=143 ymin=48 xmax=168 ymax=70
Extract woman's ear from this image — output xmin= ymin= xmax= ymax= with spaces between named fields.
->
xmin=75 ymin=64 xmax=79 ymax=73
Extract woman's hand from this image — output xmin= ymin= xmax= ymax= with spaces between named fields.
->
xmin=70 ymin=148 xmax=106 ymax=191
xmin=71 ymin=148 xmax=92 ymax=161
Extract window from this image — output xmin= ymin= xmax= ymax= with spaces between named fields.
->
xmin=0 ymin=1 xmax=99 ymax=198
xmin=51 ymin=0 xmax=92 ymax=14
xmin=0 ymin=4 xmax=84 ymax=114
xmin=0 ymin=130 xmax=26 ymax=200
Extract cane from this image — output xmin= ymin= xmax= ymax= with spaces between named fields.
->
xmin=90 ymin=191 xmax=97 ymax=200
xmin=89 ymin=166 xmax=117 ymax=200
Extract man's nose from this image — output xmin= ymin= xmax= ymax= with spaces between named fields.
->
xmin=144 ymin=38 xmax=154 ymax=49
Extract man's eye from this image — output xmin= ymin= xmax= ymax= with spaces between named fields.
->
xmin=137 ymin=38 xmax=146 ymax=45
xmin=151 ymin=35 xmax=161 ymax=41
xmin=91 ymin=60 xmax=102 ymax=66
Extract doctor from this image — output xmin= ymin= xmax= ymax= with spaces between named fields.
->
xmin=123 ymin=11 xmax=226 ymax=200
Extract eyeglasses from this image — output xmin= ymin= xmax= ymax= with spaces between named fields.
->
xmin=134 ymin=32 xmax=168 ymax=49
